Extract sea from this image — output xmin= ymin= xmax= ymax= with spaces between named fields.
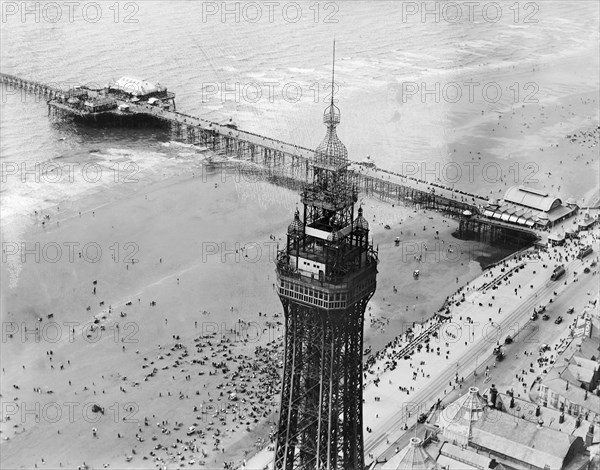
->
xmin=1 ymin=0 xmax=599 ymax=237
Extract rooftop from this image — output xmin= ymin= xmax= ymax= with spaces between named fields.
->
xmin=381 ymin=437 xmax=440 ymax=470
xmin=431 ymin=386 xmax=587 ymax=469
xmin=495 ymin=392 xmax=593 ymax=439
xmin=111 ymin=76 xmax=166 ymax=97
xmin=541 ymin=366 xmax=600 ymax=412
xmin=436 ymin=442 xmax=494 ymax=470
xmin=504 ymin=185 xmax=562 ymax=212
xmin=437 ymin=387 xmax=487 ymax=445
xmin=470 ymin=409 xmax=580 ymax=469
xmin=539 ymin=334 xmax=600 ymax=410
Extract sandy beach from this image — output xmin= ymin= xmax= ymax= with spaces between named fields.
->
xmin=2 ymin=64 xmax=599 ymax=468
xmin=0 ymin=150 xmax=522 ymax=469
xmin=247 ymin=213 xmax=599 ymax=469
xmin=2 ymin=157 xmax=478 ymax=462
xmin=1 ymin=8 xmax=598 ymax=467
xmin=1 ymin=166 xmax=293 ymax=468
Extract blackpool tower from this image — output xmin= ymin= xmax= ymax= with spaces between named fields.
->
xmin=273 ymin=44 xmax=378 ymax=470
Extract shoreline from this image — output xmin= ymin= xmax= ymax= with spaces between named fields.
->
xmin=2 ymin=50 xmax=598 ymax=470
xmin=0 ymin=159 xmax=527 ymax=469
xmin=361 ymin=239 xmax=536 ymax=387
xmin=246 ymin=220 xmax=599 ymax=469
xmin=1 ymin=169 xmax=292 ymax=469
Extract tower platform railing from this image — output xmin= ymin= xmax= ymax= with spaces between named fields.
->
xmin=276 ymin=251 xmax=377 ymax=289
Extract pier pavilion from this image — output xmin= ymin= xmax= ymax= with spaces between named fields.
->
xmin=483 ymin=185 xmax=578 ymax=230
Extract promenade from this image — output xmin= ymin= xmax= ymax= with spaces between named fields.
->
xmin=245 ymin=229 xmax=599 ymax=469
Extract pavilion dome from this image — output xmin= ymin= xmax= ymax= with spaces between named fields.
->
xmin=314 ymin=103 xmax=348 ymax=166
xmin=437 ymin=387 xmax=487 ymax=446
xmin=287 ymin=210 xmax=304 ymax=236
xmin=381 ymin=437 xmax=440 ymax=470
xmin=536 ymin=212 xmax=549 ymax=221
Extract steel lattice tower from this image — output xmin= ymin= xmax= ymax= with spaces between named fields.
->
xmin=273 ymin=43 xmax=378 ymax=470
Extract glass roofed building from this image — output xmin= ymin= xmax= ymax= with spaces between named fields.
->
xmin=482 ymin=186 xmax=578 ymax=229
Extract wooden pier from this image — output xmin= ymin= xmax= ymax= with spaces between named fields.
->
xmin=1 ymin=72 xmax=540 ymax=244
xmin=458 ymin=214 xmax=538 ymax=245
xmin=1 ymin=73 xmax=65 ymax=99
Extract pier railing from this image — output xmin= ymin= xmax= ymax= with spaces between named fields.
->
xmin=1 ymin=73 xmax=66 ymax=98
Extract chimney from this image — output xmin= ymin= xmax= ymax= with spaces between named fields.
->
xmin=489 ymin=385 xmax=498 ymax=409
xmin=586 ymin=423 xmax=595 ymax=446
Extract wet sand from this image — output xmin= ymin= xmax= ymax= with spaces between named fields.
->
xmin=0 ymin=161 xmax=515 ymax=469
xmin=328 ymin=54 xmax=600 ymax=207
xmin=446 ymin=88 xmax=600 ymax=205
xmin=1 ymin=170 xmax=293 ymax=469
xmin=2 ymin=57 xmax=598 ymax=467
xmin=247 ymin=217 xmax=599 ymax=469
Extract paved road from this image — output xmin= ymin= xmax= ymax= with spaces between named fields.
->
xmin=245 ymin=252 xmax=597 ymax=469
xmin=368 ymin=254 xmax=599 ymax=465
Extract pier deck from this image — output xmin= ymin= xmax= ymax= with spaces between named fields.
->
xmin=1 ymin=72 xmax=540 ymax=243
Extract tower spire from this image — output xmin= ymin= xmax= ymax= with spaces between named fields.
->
xmin=315 ymin=40 xmax=345 ymax=168
xmin=331 ymin=39 xmax=336 ymax=108
xmin=322 ymin=40 xmax=340 ymax=128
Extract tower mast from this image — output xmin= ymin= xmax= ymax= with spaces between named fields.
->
xmin=331 ymin=39 xmax=335 ymax=108
xmin=273 ymin=43 xmax=378 ymax=470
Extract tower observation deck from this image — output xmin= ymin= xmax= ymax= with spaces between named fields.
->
xmin=274 ymin=44 xmax=378 ymax=470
